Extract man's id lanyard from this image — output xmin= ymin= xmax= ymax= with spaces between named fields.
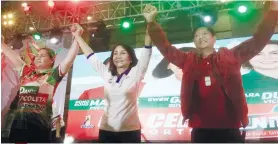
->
xmin=204 ymin=55 xmax=215 ymax=87
xmin=205 ymin=76 xmax=211 ymax=86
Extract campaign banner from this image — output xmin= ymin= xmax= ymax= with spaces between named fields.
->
xmin=66 ymin=34 xmax=278 ymax=141
xmin=66 ymin=98 xmax=278 ymax=141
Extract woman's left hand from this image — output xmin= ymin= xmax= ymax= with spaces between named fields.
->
xmin=71 ymin=23 xmax=83 ymax=37
xmin=270 ymin=1 xmax=278 ymax=11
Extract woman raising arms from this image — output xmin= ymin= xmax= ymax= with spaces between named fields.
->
xmin=72 ymin=23 xmax=152 ymax=143
xmin=1 ymin=25 xmax=83 ymax=143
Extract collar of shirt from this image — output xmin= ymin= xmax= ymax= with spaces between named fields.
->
xmin=116 ymin=68 xmax=131 ymax=83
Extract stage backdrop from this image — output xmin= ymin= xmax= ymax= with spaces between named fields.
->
xmin=66 ymin=34 xmax=278 ymax=141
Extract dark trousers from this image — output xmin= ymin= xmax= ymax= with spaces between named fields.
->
xmin=99 ymin=129 xmax=141 ymax=143
xmin=9 ymin=122 xmax=51 ymax=143
xmin=191 ymin=128 xmax=244 ymax=143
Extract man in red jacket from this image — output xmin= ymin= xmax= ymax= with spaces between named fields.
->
xmin=143 ymin=2 xmax=278 ymax=143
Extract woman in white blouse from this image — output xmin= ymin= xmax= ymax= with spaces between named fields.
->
xmin=72 ymin=24 xmax=152 ymax=143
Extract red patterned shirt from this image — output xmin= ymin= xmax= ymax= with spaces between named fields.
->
xmin=13 ymin=64 xmax=64 ymax=130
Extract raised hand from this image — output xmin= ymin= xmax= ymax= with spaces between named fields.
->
xmin=28 ymin=36 xmax=35 ymax=41
xmin=143 ymin=4 xmax=158 ymax=23
xmin=28 ymin=36 xmax=37 ymax=45
xmin=71 ymin=23 xmax=83 ymax=37
xmin=27 ymin=36 xmax=40 ymax=50
xmin=270 ymin=0 xmax=278 ymax=11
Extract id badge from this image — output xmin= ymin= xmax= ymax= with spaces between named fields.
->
xmin=205 ymin=76 xmax=211 ymax=86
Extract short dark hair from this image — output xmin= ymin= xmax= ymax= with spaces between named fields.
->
xmin=109 ymin=43 xmax=138 ymax=76
xmin=243 ymin=40 xmax=278 ymax=69
xmin=192 ymin=26 xmax=216 ymax=39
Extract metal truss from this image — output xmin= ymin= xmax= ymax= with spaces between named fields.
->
xmin=2 ymin=0 xmax=265 ymax=37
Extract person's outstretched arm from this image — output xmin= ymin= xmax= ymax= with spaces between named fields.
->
xmin=1 ymin=41 xmax=25 ymax=71
xmin=135 ymin=29 xmax=153 ymax=75
xmin=59 ymin=39 xmax=79 ymax=75
xmin=72 ymin=24 xmax=108 ymax=79
xmin=231 ymin=1 xmax=278 ymax=64
xmin=143 ymin=4 xmax=190 ymax=69
xmin=28 ymin=36 xmax=40 ymax=51
xmin=230 ymin=2 xmax=278 ymax=128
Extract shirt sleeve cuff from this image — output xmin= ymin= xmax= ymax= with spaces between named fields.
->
xmin=87 ymin=53 xmax=95 ymax=59
xmin=52 ymin=115 xmax=60 ymax=119
xmin=144 ymin=45 xmax=152 ymax=49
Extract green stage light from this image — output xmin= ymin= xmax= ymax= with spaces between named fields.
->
xmin=238 ymin=5 xmax=247 ymax=13
xmin=200 ymin=9 xmax=218 ymax=26
xmin=228 ymin=2 xmax=255 ymax=22
xmin=33 ymin=32 xmax=41 ymax=40
xmin=204 ymin=15 xmax=212 ymax=23
xmin=120 ymin=18 xmax=133 ymax=30
xmin=122 ymin=21 xmax=130 ymax=29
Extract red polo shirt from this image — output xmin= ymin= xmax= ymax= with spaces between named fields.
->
xmin=189 ymin=56 xmax=240 ymax=128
